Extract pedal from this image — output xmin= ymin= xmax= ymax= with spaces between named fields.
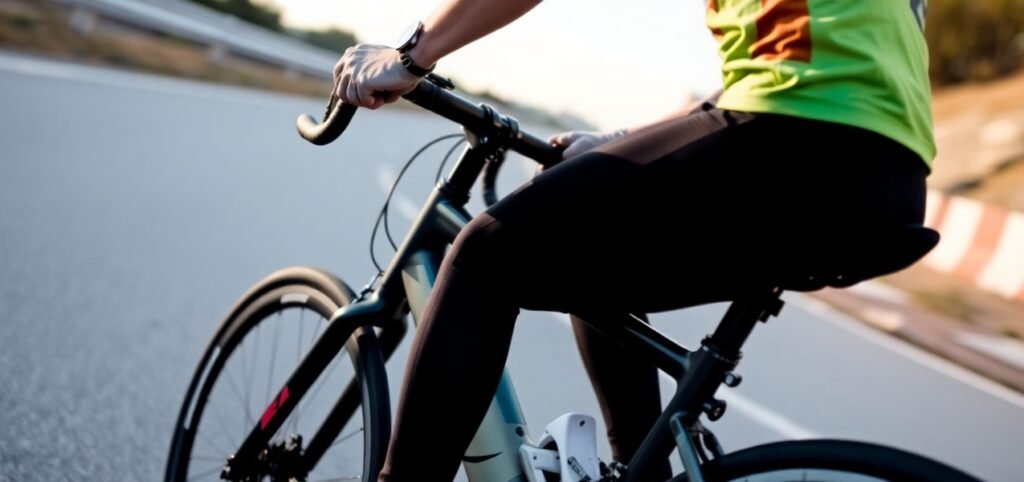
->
xmin=525 ymin=413 xmax=601 ymax=482
xmin=520 ymin=445 xmax=559 ymax=482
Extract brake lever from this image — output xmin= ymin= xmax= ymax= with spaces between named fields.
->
xmin=425 ymin=73 xmax=456 ymax=90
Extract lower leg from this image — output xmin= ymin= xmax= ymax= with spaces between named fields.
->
xmin=571 ymin=314 xmax=673 ymax=479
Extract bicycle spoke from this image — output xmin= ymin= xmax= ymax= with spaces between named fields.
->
xmin=295 ymin=348 xmax=344 ymax=427
xmin=291 ymin=311 xmax=329 ymax=437
xmin=193 ymin=437 xmax=230 ymax=464
xmin=297 ymin=308 xmax=305 ymax=365
xmin=191 ymin=455 xmax=228 ymax=463
xmin=304 ymin=310 xmax=320 ymax=358
xmin=187 ymin=464 xmax=224 ymax=481
xmin=223 ymin=364 xmax=254 ymax=430
xmin=290 ymin=349 xmax=342 ymax=433
xmin=234 ymin=337 xmax=252 ymax=441
xmin=245 ymin=322 xmax=261 ymax=415
xmin=266 ymin=311 xmax=283 ymax=406
xmin=236 ymin=335 xmax=248 ymax=404
xmin=196 ymin=428 xmax=231 ymax=457
xmin=329 ymin=427 xmax=364 ymax=448
xmin=313 ymin=312 xmax=327 ymax=344
xmin=289 ymin=310 xmax=306 ymax=437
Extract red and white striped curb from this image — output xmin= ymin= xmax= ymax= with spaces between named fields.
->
xmin=923 ymin=190 xmax=1024 ymax=301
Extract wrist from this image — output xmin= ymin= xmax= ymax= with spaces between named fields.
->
xmin=405 ymin=27 xmax=440 ymax=69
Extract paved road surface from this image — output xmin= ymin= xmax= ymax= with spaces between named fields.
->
xmin=2 ymin=51 xmax=1023 ymax=481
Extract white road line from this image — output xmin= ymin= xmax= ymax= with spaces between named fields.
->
xmin=545 ymin=312 xmax=818 ymax=440
xmin=659 ymin=372 xmax=818 ymax=440
xmin=376 ymin=166 xmax=422 ymax=221
xmin=789 ymin=293 xmax=1024 ymax=411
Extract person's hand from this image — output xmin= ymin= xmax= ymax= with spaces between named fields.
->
xmin=547 ymin=128 xmax=629 ymax=160
xmin=333 ymin=44 xmax=421 ymax=109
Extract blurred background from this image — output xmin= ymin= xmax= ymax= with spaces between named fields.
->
xmin=1 ymin=0 xmax=1023 ymax=480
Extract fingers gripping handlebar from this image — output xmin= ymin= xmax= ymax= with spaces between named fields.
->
xmin=295 ymin=78 xmax=564 ymax=206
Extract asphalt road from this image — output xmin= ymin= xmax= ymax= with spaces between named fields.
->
xmin=2 ymin=50 xmax=1023 ymax=481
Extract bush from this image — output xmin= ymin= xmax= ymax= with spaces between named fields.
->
xmin=927 ymin=0 xmax=1024 ymax=84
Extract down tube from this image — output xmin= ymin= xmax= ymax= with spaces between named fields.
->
xmin=400 ymin=249 xmax=533 ymax=482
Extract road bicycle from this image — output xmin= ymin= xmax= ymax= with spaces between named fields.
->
xmin=165 ymin=74 xmax=983 ymax=482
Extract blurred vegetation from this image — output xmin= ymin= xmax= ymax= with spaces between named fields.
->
xmin=0 ymin=2 xmax=331 ymax=97
xmin=191 ymin=0 xmax=282 ymax=32
xmin=927 ymin=0 xmax=1024 ymax=85
xmin=189 ymin=0 xmax=356 ymax=52
xmin=289 ymin=27 xmax=358 ymax=53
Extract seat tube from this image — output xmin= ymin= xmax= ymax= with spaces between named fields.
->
xmin=462 ymin=370 xmax=532 ymax=481
xmin=399 ymin=204 xmax=532 ymax=481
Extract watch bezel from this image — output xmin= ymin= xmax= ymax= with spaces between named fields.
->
xmin=396 ymin=21 xmax=424 ymax=53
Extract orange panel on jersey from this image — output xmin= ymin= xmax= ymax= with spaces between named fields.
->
xmin=751 ymin=0 xmax=812 ymax=62
xmin=707 ymin=0 xmax=724 ymax=36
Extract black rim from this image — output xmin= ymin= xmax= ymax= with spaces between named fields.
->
xmin=168 ymin=278 xmax=385 ymax=482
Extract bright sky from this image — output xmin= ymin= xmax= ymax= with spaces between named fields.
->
xmin=263 ymin=0 xmax=724 ymax=131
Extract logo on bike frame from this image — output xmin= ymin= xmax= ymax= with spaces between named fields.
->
xmin=260 ymin=386 xmax=291 ymax=430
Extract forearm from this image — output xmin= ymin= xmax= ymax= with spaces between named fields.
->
xmin=408 ymin=0 xmax=542 ymax=67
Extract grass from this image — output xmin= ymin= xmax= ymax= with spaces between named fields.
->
xmin=1000 ymin=327 xmax=1022 ymax=340
xmin=905 ymin=288 xmax=976 ymax=324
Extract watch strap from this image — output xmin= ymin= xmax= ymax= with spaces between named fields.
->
xmin=399 ymin=51 xmax=434 ymax=77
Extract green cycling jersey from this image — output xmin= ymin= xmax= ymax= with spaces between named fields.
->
xmin=707 ymin=0 xmax=935 ymax=167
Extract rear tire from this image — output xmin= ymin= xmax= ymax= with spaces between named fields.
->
xmin=670 ymin=439 xmax=982 ymax=481
xmin=166 ymin=267 xmax=390 ymax=481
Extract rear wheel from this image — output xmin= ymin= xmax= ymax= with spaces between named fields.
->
xmin=670 ymin=439 xmax=982 ymax=481
xmin=166 ymin=267 xmax=390 ymax=481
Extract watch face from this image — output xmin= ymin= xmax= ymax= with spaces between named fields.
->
xmin=396 ymin=21 xmax=422 ymax=51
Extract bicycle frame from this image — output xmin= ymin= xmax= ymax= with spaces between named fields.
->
xmin=226 ymin=111 xmax=784 ymax=482
xmin=225 ymin=130 xmax=542 ymax=479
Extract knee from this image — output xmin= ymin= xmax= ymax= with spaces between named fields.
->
xmin=448 ymin=212 xmax=507 ymax=274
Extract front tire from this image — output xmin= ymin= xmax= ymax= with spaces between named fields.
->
xmin=166 ymin=267 xmax=390 ymax=481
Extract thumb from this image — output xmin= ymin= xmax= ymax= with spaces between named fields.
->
xmin=562 ymin=138 xmax=594 ymax=159
xmin=547 ymin=131 xmax=580 ymax=147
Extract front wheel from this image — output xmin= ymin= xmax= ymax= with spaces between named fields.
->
xmin=166 ymin=266 xmax=390 ymax=482
xmin=670 ymin=439 xmax=982 ymax=481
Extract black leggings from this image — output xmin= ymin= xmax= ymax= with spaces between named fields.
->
xmin=378 ymin=103 xmax=928 ymax=480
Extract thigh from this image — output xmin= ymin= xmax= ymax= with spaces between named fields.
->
xmin=479 ymin=106 xmax=930 ymax=315
xmin=482 ymin=106 xmax=760 ymax=314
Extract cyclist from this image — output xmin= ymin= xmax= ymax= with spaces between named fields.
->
xmin=332 ymin=0 xmax=934 ymax=480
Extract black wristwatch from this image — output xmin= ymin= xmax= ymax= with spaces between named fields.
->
xmin=395 ymin=21 xmax=435 ymax=77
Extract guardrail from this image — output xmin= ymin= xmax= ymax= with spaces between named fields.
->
xmin=48 ymin=0 xmax=337 ymax=79
xmin=923 ymin=190 xmax=1024 ymax=302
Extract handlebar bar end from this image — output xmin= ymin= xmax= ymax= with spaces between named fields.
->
xmin=295 ymin=101 xmax=358 ymax=146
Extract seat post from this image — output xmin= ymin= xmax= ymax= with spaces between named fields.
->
xmin=705 ymin=287 xmax=785 ymax=357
